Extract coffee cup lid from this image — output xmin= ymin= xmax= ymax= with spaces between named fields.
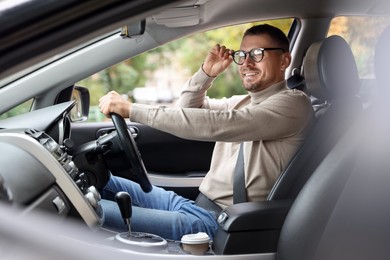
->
xmin=181 ymin=232 xmax=210 ymax=244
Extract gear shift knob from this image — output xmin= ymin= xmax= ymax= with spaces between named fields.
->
xmin=115 ymin=191 xmax=132 ymax=235
xmin=113 ymin=191 xmax=167 ymax=249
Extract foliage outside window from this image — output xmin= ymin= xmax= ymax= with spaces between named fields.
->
xmin=0 ymin=99 xmax=33 ymax=120
xmin=328 ymin=16 xmax=390 ymax=78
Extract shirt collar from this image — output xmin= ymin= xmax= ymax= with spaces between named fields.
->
xmin=248 ymin=80 xmax=288 ymax=104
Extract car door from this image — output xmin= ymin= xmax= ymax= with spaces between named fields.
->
xmin=71 ymin=120 xmax=214 ymax=200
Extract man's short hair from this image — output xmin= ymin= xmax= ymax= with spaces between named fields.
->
xmin=243 ymin=24 xmax=290 ymax=52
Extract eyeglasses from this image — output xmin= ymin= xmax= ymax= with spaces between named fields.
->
xmin=231 ymin=47 xmax=285 ymax=65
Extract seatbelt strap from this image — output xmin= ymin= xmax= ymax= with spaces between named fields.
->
xmin=233 ymin=143 xmax=247 ymax=204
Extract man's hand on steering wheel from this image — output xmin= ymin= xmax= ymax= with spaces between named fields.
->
xmin=99 ymin=91 xmax=152 ymax=193
xmin=99 ymin=91 xmax=132 ymax=119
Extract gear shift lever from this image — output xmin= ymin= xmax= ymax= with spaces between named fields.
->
xmin=115 ymin=191 xmax=132 ymax=236
xmin=113 ymin=191 xmax=167 ymax=251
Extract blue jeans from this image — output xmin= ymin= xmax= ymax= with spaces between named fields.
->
xmin=100 ymin=175 xmax=219 ymax=241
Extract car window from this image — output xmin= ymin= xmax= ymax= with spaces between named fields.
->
xmin=78 ymin=19 xmax=294 ymax=122
xmin=0 ymin=99 xmax=33 ymax=120
xmin=328 ymin=16 xmax=390 ymax=79
xmin=328 ymin=16 xmax=390 ymax=106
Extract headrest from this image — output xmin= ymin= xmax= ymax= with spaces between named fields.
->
xmin=303 ymin=35 xmax=359 ymax=102
xmin=375 ymin=25 xmax=390 ymax=89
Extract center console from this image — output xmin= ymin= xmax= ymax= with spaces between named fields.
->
xmin=0 ymin=129 xmax=103 ymax=229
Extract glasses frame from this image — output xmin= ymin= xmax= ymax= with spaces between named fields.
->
xmin=231 ymin=47 xmax=285 ymax=65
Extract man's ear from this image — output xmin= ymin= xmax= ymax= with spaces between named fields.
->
xmin=281 ymin=52 xmax=292 ymax=71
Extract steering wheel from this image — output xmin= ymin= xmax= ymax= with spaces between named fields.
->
xmin=111 ymin=113 xmax=152 ymax=193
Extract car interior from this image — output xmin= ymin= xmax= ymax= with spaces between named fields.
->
xmin=0 ymin=0 xmax=390 ymax=259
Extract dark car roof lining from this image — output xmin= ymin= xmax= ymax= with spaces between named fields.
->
xmin=0 ymin=0 xmax=181 ymax=80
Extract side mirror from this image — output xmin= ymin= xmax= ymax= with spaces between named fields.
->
xmin=70 ymin=86 xmax=90 ymax=122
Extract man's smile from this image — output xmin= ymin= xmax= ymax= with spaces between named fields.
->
xmin=242 ymin=71 xmax=260 ymax=78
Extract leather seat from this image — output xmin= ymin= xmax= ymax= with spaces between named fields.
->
xmin=277 ymin=117 xmax=390 ymax=260
xmin=267 ymin=35 xmax=362 ymax=200
xmin=375 ymin=25 xmax=390 ymax=96
xmin=213 ymin=35 xmax=362 ymax=255
xmin=277 ymin=27 xmax=390 ymax=260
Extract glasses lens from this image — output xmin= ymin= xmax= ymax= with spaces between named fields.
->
xmin=233 ymin=51 xmax=246 ymax=65
xmin=250 ymin=48 xmax=264 ymax=62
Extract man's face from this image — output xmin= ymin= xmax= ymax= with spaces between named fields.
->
xmin=238 ymin=34 xmax=291 ymax=92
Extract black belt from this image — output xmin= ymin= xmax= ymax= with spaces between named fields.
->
xmin=195 ymin=193 xmax=223 ymax=218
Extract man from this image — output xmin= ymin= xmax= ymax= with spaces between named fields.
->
xmin=98 ymin=24 xmax=314 ymax=240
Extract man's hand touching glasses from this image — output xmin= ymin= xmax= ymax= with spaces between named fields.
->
xmin=202 ymin=44 xmax=233 ymax=77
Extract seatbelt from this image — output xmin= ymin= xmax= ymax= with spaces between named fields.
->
xmin=233 ymin=143 xmax=247 ymax=204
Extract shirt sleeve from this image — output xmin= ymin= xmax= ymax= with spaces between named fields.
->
xmin=175 ymin=67 xmax=231 ymax=110
xmin=129 ymin=90 xmax=313 ymax=142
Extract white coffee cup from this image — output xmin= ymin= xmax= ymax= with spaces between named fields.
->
xmin=181 ymin=232 xmax=210 ymax=255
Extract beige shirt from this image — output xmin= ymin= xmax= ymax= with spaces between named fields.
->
xmin=130 ymin=68 xmax=314 ymax=208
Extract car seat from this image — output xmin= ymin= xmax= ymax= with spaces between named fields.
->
xmin=277 ymin=28 xmax=390 ymax=259
xmin=374 ymin=25 xmax=390 ymax=97
xmin=267 ymin=35 xmax=362 ymax=201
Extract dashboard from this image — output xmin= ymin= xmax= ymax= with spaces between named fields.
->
xmin=0 ymin=101 xmax=103 ymax=229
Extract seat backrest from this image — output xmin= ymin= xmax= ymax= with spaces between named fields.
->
xmin=277 ymin=111 xmax=390 ymax=260
xmin=375 ymin=25 xmax=390 ymax=95
xmin=267 ymin=35 xmax=361 ymax=200
xmin=277 ymin=26 xmax=390 ymax=260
